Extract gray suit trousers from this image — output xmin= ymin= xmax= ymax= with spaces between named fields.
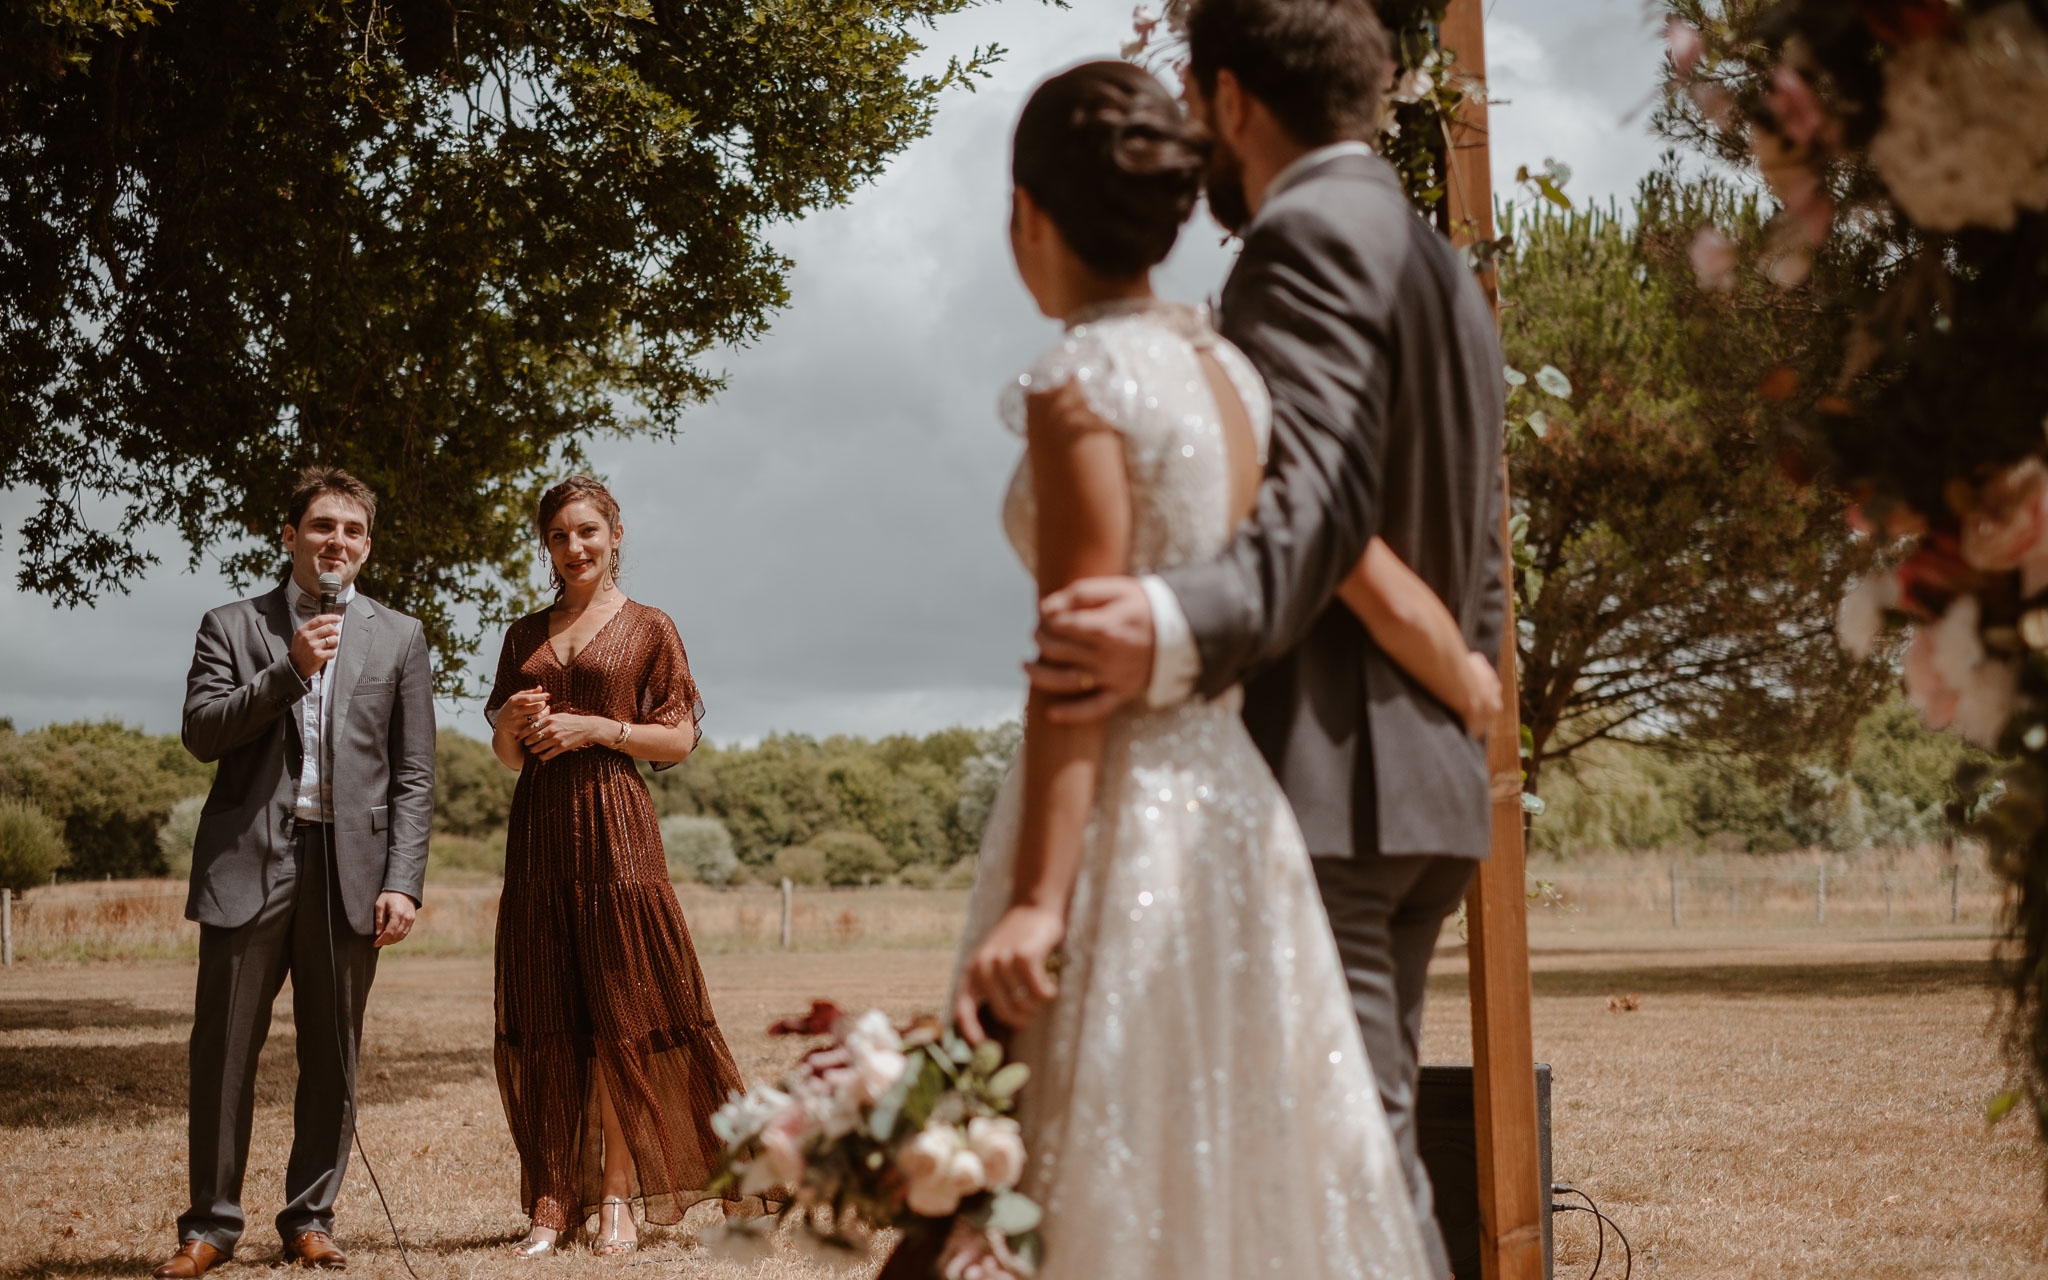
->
xmin=180 ymin=825 xmax=378 ymax=1253
xmin=1312 ymin=852 xmax=1477 ymax=1280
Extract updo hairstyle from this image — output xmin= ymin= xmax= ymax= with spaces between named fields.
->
xmin=536 ymin=474 xmax=624 ymax=596
xmin=1011 ymin=61 xmax=1210 ymax=277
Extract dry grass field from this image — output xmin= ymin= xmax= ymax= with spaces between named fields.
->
xmin=1 ymin=889 xmax=2042 ymax=1279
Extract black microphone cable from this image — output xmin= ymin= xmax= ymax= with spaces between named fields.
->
xmin=1550 ymin=1181 xmax=1631 ymax=1280
xmin=306 ymin=598 xmax=421 ymax=1279
xmin=317 ymin=818 xmax=421 ymax=1280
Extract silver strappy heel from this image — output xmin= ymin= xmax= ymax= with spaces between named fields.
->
xmin=592 ymin=1197 xmax=638 ymax=1256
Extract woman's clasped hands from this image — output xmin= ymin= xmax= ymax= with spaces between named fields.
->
xmin=502 ymin=687 xmax=614 ymax=761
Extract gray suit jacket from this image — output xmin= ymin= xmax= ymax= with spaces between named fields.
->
xmin=181 ymin=582 xmax=435 ymax=933
xmin=1160 ymin=150 xmax=1505 ymax=859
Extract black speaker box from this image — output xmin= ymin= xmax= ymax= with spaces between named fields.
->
xmin=1416 ymin=1062 xmax=1553 ymax=1280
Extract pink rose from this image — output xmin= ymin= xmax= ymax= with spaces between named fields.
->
xmin=1766 ymin=64 xmax=1830 ymax=147
xmin=1904 ymin=627 xmax=1960 ymax=731
xmin=1689 ymin=81 xmax=1736 ymax=130
xmin=1961 ymin=457 xmax=2048 ymax=593
xmin=1690 ymin=226 xmax=1738 ymax=292
xmin=966 ymin=1116 xmax=1026 ymax=1191
xmin=1750 ymin=127 xmax=1834 ymax=246
xmin=760 ymin=1109 xmax=810 ymax=1186
xmin=1666 ymin=19 xmax=1706 ymax=78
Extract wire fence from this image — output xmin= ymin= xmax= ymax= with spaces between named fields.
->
xmin=1525 ymin=862 xmax=2004 ymax=931
xmin=0 ymin=860 xmax=2011 ymax=966
xmin=0 ymin=881 xmax=975 ymax=964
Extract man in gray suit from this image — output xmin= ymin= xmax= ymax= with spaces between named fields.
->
xmin=1030 ymin=2 xmax=1503 ymax=1274
xmin=155 ymin=467 xmax=434 ymax=1278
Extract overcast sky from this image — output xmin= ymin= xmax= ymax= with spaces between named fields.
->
xmin=0 ymin=0 xmax=1669 ymax=746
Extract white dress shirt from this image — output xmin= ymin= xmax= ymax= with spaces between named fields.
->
xmin=285 ymin=576 xmax=356 ymax=824
xmin=1142 ymin=141 xmax=1377 ymax=709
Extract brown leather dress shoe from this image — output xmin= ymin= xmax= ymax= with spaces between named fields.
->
xmin=285 ymin=1232 xmax=348 ymax=1270
xmin=152 ymin=1240 xmax=225 ymax=1279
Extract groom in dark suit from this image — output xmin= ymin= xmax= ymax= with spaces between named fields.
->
xmin=155 ymin=466 xmax=434 ymax=1277
xmin=1030 ymin=2 xmax=1504 ymax=1274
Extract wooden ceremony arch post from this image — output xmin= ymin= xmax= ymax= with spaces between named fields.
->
xmin=1437 ymin=3 xmax=1547 ymax=1278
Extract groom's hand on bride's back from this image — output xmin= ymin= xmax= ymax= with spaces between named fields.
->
xmin=1029 ymin=576 xmax=1155 ymax=724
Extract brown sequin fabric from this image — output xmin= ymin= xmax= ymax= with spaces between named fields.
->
xmin=485 ymin=599 xmax=742 ymax=1232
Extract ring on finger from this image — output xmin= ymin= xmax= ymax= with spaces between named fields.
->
xmin=1077 ymin=670 xmax=1097 ymax=692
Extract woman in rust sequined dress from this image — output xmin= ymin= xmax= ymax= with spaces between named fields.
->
xmin=486 ymin=475 xmax=744 ymax=1257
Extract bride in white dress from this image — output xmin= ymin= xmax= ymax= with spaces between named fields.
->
xmin=953 ymin=62 xmax=1497 ymax=1280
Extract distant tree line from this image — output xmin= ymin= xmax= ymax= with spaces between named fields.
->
xmin=1532 ymin=697 xmax=1982 ymax=857
xmin=0 ymin=699 xmax=1977 ymax=890
xmin=0 ymin=716 xmax=1020 ymax=891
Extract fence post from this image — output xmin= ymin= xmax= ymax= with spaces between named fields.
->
xmin=780 ymin=877 xmax=794 ymax=950
xmin=1817 ymin=866 xmax=1827 ymax=926
xmin=1670 ymin=866 xmax=1681 ymax=928
xmin=1951 ymin=863 xmax=1961 ymax=925
xmin=1884 ymin=876 xmax=1893 ymax=927
xmin=1728 ymin=880 xmax=1738 ymax=925
xmin=2 ymin=888 xmax=11 ymax=967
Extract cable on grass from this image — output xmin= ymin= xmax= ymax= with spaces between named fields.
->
xmin=1552 ymin=1182 xmax=1631 ymax=1280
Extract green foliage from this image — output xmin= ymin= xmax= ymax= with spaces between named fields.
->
xmin=1501 ymin=177 xmax=1892 ymax=792
xmin=660 ymin=813 xmax=740 ymax=886
xmin=807 ymin=830 xmax=894 ymax=887
xmin=954 ymin=722 xmax=1021 ymax=855
xmin=434 ymin=729 xmax=516 ymax=837
xmin=0 ymin=0 xmax=1008 ymax=689
xmin=771 ymin=843 xmax=828 ymax=888
xmin=647 ymin=724 xmax=1018 ymax=870
xmin=0 ymin=720 xmax=213 ymax=878
xmin=157 ymin=792 xmax=204 ymax=879
xmin=0 ymin=797 xmax=68 ymax=893
xmin=1531 ymin=695 xmax=1975 ymax=855
xmin=428 ymin=831 xmax=506 ymax=883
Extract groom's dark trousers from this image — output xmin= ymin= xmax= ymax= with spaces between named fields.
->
xmin=177 ymin=582 xmax=433 ymax=1254
xmin=1159 ymin=146 xmax=1505 ymax=1280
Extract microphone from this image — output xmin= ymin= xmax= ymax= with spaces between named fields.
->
xmin=318 ymin=571 xmax=343 ymax=617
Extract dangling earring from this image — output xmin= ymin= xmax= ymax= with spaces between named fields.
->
xmin=610 ymin=548 xmax=621 ymax=584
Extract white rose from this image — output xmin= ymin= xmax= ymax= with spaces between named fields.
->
xmin=1928 ymin=596 xmax=1986 ymax=691
xmin=1919 ymin=598 xmax=2017 ymax=749
xmin=843 ymin=1010 xmax=909 ymax=1101
xmin=799 ymin=1071 xmax=863 ymax=1140
xmin=1835 ymin=574 xmax=1897 ymax=660
xmin=900 ymin=1125 xmax=987 ymax=1217
xmin=1958 ymin=656 xmax=2020 ymax=750
xmin=943 ymin=1148 xmax=988 ymax=1199
xmin=898 ymin=1124 xmax=957 ymax=1186
xmin=965 ymin=1116 xmax=1026 ymax=1191
xmin=712 ymin=1085 xmax=792 ymax=1146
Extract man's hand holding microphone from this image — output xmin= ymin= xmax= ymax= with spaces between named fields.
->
xmin=290 ymin=571 xmax=346 ymax=679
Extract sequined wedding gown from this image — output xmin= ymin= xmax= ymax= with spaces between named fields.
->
xmin=957 ymin=302 xmax=1431 ymax=1280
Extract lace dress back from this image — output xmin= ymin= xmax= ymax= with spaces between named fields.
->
xmin=959 ymin=304 xmax=1430 ymax=1280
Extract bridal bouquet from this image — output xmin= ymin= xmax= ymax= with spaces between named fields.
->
xmin=709 ymin=1000 xmax=1044 ymax=1278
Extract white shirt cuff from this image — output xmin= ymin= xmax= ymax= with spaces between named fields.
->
xmin=1141 ymin=575 xmax=1201 ymax=709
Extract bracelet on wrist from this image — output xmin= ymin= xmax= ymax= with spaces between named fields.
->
xmin=614 ymin=720 xmax=633 ymax=749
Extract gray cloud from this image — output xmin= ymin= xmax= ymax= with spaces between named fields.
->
xmin=0 ymin=0 xmax=1669 ymax=745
